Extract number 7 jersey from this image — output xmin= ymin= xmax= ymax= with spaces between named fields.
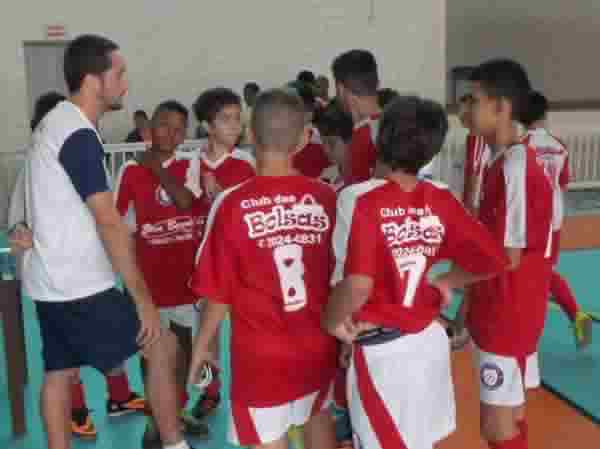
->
xmin=190 ymin=175 xmax=338 ymax=407
xmin=332 ymin=179 xmax=508 ymax=334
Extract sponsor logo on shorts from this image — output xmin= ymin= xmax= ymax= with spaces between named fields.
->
xmin=480 ymin=363 xmax=504 ymax=390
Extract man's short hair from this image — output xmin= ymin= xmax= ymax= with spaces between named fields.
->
xmin=31 ymin=92 xmax=67 ymax=131
xmin=64 ymin=34 xmax=119 ymax=94
xmin=134 ymin=110 xmax=148 ymax=119
xmin=469 ymin=59 xmax=531 ymax=121
xmin=377 ymin=96 xmax=448 ymax=175
xmin=251 ymin=89 xmax=306 ymax=150
xmin=332 ymin=49 xmax=379 ymax=96
xmin=520 ymin=91 xmax=549 ymax=127
xmin=193 ymin=88 xmax=241 ymax=123
xmin=152 ymin=100 xmax=189 ymax=125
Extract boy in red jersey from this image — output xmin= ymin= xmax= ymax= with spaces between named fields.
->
xmin=521 ymin=91 xmax=592 ymax=349
xmin=115 ymin=101 xmax=210 ymax=446
xmin=324 ymin=95 xmax=508 ymax=449
xmin=467 ymin=60 xmax=554 ymax=449
xmin=189 ymin=89 xmax=338 ymax=449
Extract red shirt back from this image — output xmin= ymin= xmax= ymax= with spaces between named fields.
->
xmin=190 ymin=176 xmax=338 ymax=407
xmin=293 ymin=128 xmax=332 ymax=178
xmin=332 ymin=179 xmax=508 ymax=333
xmin=468 ymin=144 xmax=553 ymax=356
xmin=115 ymin=157 xmax=209 ymax=308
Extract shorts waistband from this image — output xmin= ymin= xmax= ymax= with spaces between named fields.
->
xmin=355 ymin=327 xmax=404 ymax=346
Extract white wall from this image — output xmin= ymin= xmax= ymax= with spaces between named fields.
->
xmin=447 ymin=0 xmax=600 ymax=104
xmin=1 ymin=0 xmax=446 ymax=151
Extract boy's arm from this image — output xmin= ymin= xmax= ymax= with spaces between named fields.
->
xmin=138 ymin=151 xmax=195 ymax=210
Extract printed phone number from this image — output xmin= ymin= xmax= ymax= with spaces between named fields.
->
xmin=258 ymin=233 xmax=323 ymax=248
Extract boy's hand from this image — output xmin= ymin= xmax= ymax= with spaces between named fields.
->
xmin=8 ymin=223 xmax=33 ymax=253
xmin=138 ymin=150 xmax=163 ymax=177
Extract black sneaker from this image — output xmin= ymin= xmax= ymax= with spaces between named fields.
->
xmin=107 ymin=392 xmax=147 ymax=417
xmin=142 ymin=418 xmax=162 ymax=449
xmin=191 ymin=393 xmax=221 ymax=420
xmin=180 ymin=410 xmax=210 ymax=438
xmin=71 ymin=407 xmax=97 ymax=438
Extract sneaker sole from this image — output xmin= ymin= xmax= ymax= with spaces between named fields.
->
xmin=72 ymin=430 xmax=98 ymax=439
xmin=108 ymin=408 xmax=140 ymax=418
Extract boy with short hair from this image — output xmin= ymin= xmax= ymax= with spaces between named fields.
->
xmin=193 ymin=87 xmax=255 ymax=200
xmin=191 ymin=87 xmax=256 ymax=419
xmin=467 ymin=59 xmax=554 ymax=449
xmin=189 ymin=89 xmax=338 ymax=449
xmin=324 ymin=95 xmax=508 ymax=449
xmin=115 ymin=100 xmax=210 ymax=447
xmin=521 ymin=90 xmax=593 ymax=349
xmin=287 ymin=80 xmax=333 ymax=179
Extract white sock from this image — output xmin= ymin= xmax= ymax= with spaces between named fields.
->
xmin=163 ymin=440 xmax=190 ymax=449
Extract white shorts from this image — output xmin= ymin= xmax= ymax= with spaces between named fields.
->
xmin=227 ymin=384 xmax=333 ymax=446
xmin=348 ymin=321 xmax=455 ymax=449
xmin=159 ymin=304 xmax=197 ymax=333
xmin=473 ymin=345 xmax=540 ymax=407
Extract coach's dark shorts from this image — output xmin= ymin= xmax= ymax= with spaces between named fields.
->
xmin=35 ymin=288 xmax=140 ymax=373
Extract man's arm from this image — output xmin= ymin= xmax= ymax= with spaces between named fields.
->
xmin=59 ymin=129 xmax=161 ymax=348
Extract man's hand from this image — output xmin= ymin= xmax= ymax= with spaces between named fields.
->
xmin=136 ymin=301 xmax=162 ymax=350
xmin=8 ymin=224 xmax=33 ymax=253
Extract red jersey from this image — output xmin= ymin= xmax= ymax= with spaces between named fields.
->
xmin=190 ymin=176 xmax=338 ymax=407
xmin=523 ymin=128 xmax=570 ymax=231
xmin=346 ymin=115 xmax=380 ymax=185
xmin=332 ymin=179 xmax=508 ymax=334
xmin=198 ymin=146 xmax=256 ymax=192
xmin=468 ymin=144 xmax=553 ymax=356
xmin=463 ymin=134 xmax=491 ymax=209
xmin=115 ymin=156 xmax=209 ymax=308
xmin=293 ymin=127 xmax=332 ymax=178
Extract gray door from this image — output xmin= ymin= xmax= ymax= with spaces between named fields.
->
xmin=23 ymin=41 xmax=69 ymax=120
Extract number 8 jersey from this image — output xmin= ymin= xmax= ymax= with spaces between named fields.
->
xmin=332 ymin=179 xmax=507 ymax=334
xmin=190 ymin=175 xmax=338 ymax=407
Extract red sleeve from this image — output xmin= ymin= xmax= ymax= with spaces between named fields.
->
xmin=347 ymin=127 xmax=376 ymax=184
xmin=114 ymin=164 xmax=135 ymax=216
xmin=189 ymin=196 xmax=236 ymax=304
xmin=439 ymin=191 xmax=509 ymax=275
xmin=559 ymin=154 xmax=570 ymax=189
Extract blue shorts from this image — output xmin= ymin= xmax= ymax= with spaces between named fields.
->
xmin=35 ymin=288 xmax=140 ymax=373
